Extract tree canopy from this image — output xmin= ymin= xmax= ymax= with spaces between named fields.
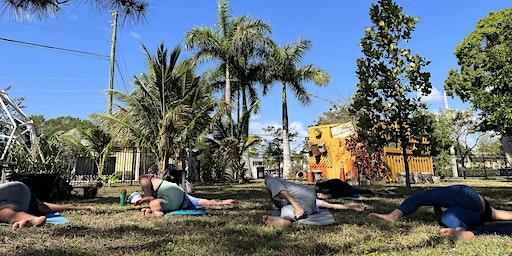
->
xmin=351 ymin=0 xmax=433 ymax=190
xmin=445 ymin=8 xmax=512 ymax=137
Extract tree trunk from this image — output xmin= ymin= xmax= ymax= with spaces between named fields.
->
xmin=158 ymin=151 xmax=168 ymax=178
xmin=501 ymin=135 xmax=512 ymax=166
xmin=242 ymin=85 xmax=248 ymax=138
xmin=449 ymin=145 xmax=458 ymax=178
xmin=184 ymin=147 xmax=193 ymax=193
xmin=225 ymin=64 xmax=232 ymax=111
xmin=236 ymin=88 xmax=240 ymax=124
xmin=461 ymin=159 xmax=467 ymax=179
xmin=281 ymin=83 xmax=292 ymax=179
xmin=401 ymin=141 xmax=412 ymax=192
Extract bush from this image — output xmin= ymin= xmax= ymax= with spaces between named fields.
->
xmin=433 ymin=152 xmax=452 ymax=178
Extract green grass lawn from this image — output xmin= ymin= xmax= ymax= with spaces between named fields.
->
xmin=1 ymin=179 xmax=512 ymax=256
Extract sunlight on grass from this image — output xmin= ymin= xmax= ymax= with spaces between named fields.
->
xmin=1 ymin=180 xmax=512 ymax=255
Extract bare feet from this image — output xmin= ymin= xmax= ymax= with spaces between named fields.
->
xmin=441 ymin=227 xmax=475 ymax=239
xmin=11 ymin=216 xmax=46 ymax=230
xmin=369 ymin=213 xmax=398 ymax=223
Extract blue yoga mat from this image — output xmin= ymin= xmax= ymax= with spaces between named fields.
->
xmin=166 ymin=209 xmax=206 ymax=216
xmin=0 ymin=212 xmax=69 ymax=226
xmin=45 ymin=213 xmax=69 ymax=225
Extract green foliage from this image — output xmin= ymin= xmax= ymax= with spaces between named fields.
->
xmin=97 ymin=173 xmax=121 ymax=187
xmin=351 ymin=0 xmax=433 ymax=189
xmin=186 ymin=0 xmax=272 ymax=109
xmin=315 ymin=101 xmax=354 ymax=126
xmin=430 ymin=112 xmax=455 ymax=157
xmin=208 ymin=103 xmax=261 ymax=181
xmin=93 ymin=44 xmax=215 ymax=177
xmin=476 ymin=134 xmax=505 ymax=156
xmin=261 ymin=126 xmax=297 ymax=170
xmin=263 ymin=38 xmax=330 ymax=177
xmin=61 ymin=125 xmax=115 ymax=175
xmin=10 ymin=115 xmax=101 ymax=175
xmin=445 ymin=8 xmax=512 ymax=137
xmin=4 ymin=0 xmax=147 ymax=20
xmin=433 ymin=151 xmax=452 ymax=178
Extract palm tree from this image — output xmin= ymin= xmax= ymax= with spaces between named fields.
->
xmin=185 ymin=0 xmax=271 ymax=113
xmin=93 ymin=43 xmax=215 ymax=177
xmin=62 ymin=125 xmax=114 ymax=177
xmin=3 ymin=0 xmax=147 ymax=20
xmin=264 ymin=39 xmax=331 ymax=178
xmin=208 ymin=103 xmax=261 ymax=181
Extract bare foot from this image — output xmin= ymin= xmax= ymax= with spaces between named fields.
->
xmin=350 ymin=204 xmax=367 ymax=212
xmin=441 ymin=227 xmax=475 ymax=239
xmin=12 ymin=216 xmax=46 ymax=230
xmin=369 ymin=213 xmax=397 ymax=223
xmin=140 ymin=208 xmax=153 ymax=216
xmin=222 ymin=199 xmax=239 ymax=206
xmin=262 ymin=215 xmax=271 ymax=225
xmin=82 ymin=206 xmax=95 ymax=211
xmin=262 ymin=215 xmax=293 ymax=228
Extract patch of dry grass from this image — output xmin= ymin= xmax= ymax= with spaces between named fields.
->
xmin=1 ymin=179 xmax=512 ymax=255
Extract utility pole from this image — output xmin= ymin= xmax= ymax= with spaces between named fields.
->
xmin=108 ymin=11 xmax=118 ymax=114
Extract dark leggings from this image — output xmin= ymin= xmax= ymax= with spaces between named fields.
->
xmin=398 ymin=185 xmax=483 ymax=229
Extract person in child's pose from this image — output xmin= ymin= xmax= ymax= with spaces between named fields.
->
xmin=370 ymin=185 xmax=512 ymax=239
xmin=135 ymin=175 xmax=238 ymax=217
xmin=262 ymin=175 xmax=368 ymax=228
xmin=0 ymin=181 xmax=94 ymax=229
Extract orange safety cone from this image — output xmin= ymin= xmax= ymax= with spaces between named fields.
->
xmin=339 ymin=166 xmax=345 ymax=181
xmin=306 ymin=171 xmax=315 ymax=184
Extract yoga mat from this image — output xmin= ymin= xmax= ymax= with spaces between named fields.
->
xmin=271 ymin=208 xmax=335 ymax=226
xmin=0 ymin=212 xmax=69 ymax=226
xmin=45 ymin=213 xmax=69 ymax=225
xmin=472 ymin=221 xmax=512 ymax=236
xmin=166 ymin=209 xmax=207 ymax=216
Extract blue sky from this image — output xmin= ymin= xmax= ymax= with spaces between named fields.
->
xmin=0 ymin=0 xmax=510 ymax=140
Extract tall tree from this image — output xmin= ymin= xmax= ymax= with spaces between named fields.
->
xmin=185 ymin=0 xmax=271 ymax=113
xmin=315 ymin=101 xmax=354 ymax=126
xmin=3 ymin=0 xmax=147 ymax=20
xmin=208 ymin=103 xmax=261 ymax=181
xmin=261 ymin=126 xmax=297 ymax=178
xmin=264 ymin=39 xmax=330 ymax=179
xmin=445 ymin=8 xmax=512 ymax=164
xmin=351 ymin=0 xmax=433 ymax=191
xmin=93 ymin=44 xmax=215 ymax=177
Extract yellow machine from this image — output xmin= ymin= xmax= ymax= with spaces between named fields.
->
xmin=307 ymin=122 xmax=433 ymax=181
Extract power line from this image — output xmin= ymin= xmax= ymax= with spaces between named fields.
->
xmin=0 ymin=76 xmax=105 ymax=80
xmin=10 ymin=89 xmax=104 ymax=92
xmin=12 ymin=21 xmax=109 ymax=42
xmin=307 ymin=91 xmax=339 ymax=106
xmin=115 ymin=60 xmax=129 ymax=93
xmin=0 ymin=36 xmax=109 ymax=60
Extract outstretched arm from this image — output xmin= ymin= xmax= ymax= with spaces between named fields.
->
xmin=279 ymin=190 xmax=304 ymax=218
xmin=317 ymin=200 xmax=367 ymax=212
xmin=37 ymin=202 xmax=94 ymax=214
xmin=492 ymin=208 xmax=512 ymax=221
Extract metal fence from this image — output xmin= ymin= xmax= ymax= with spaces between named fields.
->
xmin=70 ymin=148 xmax=156 ymax=187
xmin=457 ymin=154 xmax=511 ymax=178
